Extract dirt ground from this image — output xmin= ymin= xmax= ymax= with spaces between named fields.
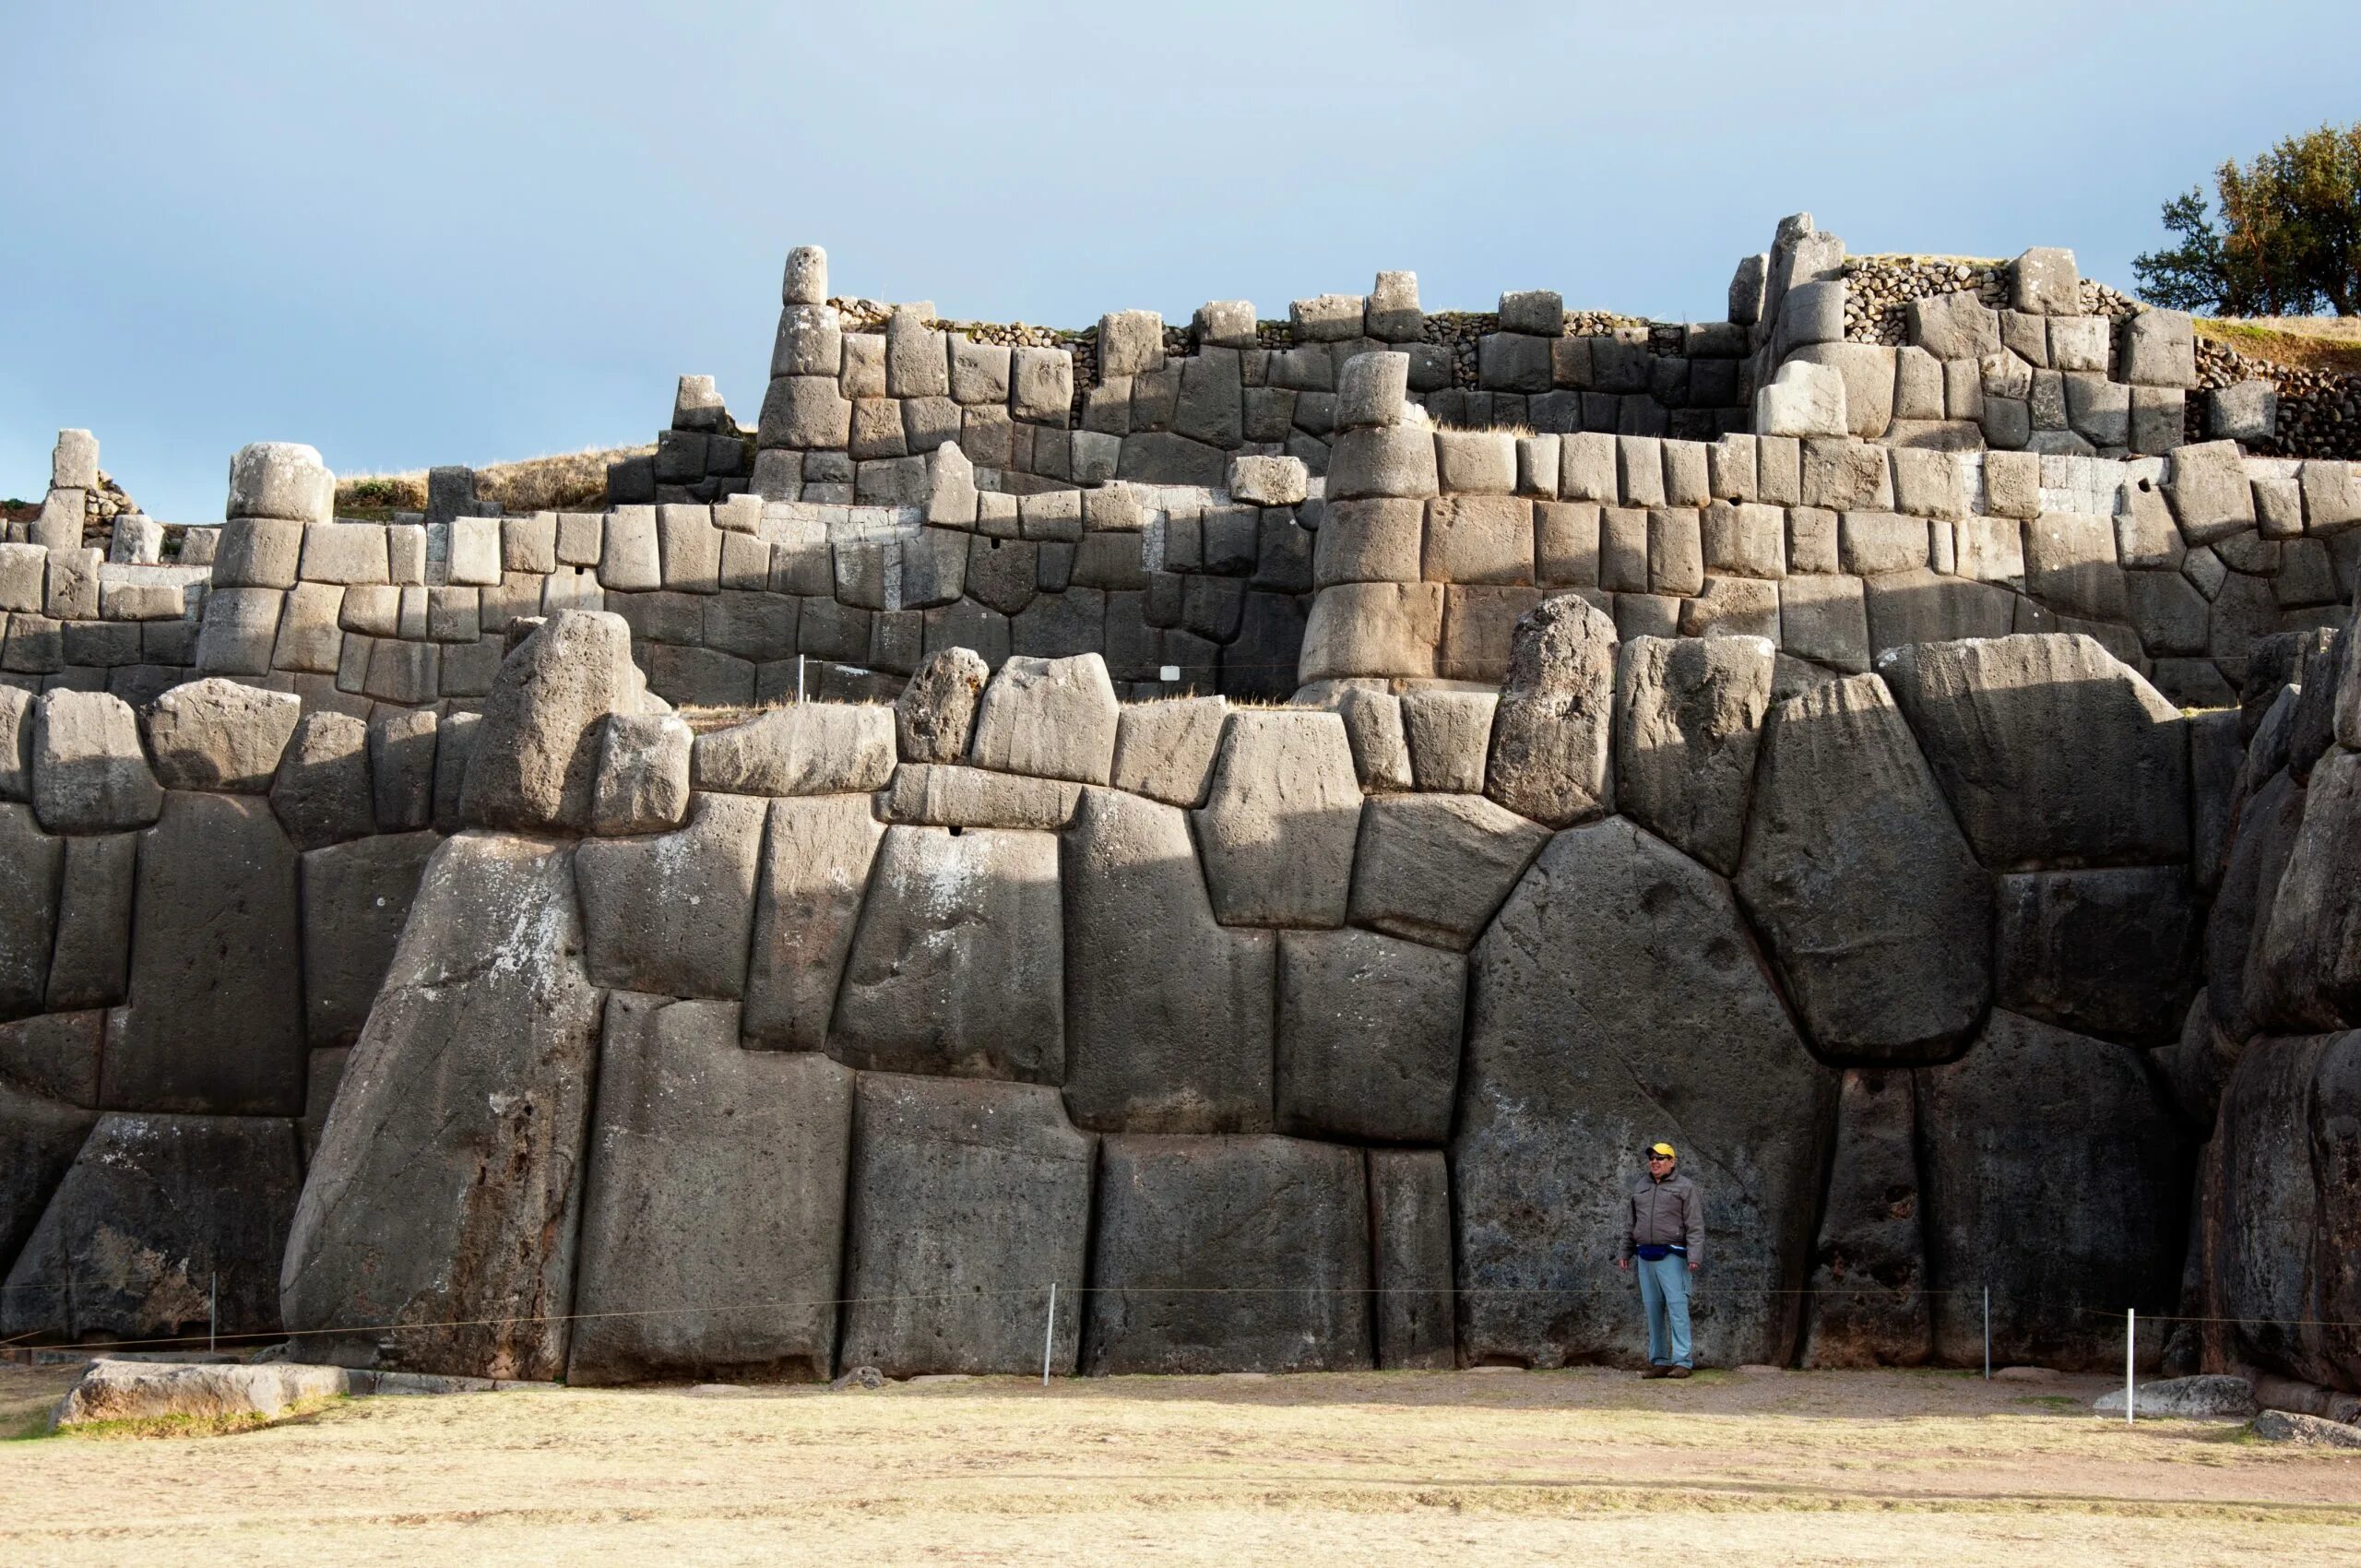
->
xmin=2 ymin=1362 xmax=2355 ymax=1565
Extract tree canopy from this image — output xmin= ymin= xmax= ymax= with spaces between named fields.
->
xmin=2134 ymin=122 xmax=2361 ymax=317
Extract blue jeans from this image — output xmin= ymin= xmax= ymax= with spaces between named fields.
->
xmin=1636 ymin=1253 xmax=1693 ymax=1368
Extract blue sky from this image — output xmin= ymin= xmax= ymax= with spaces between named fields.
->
xmin=5 ymin=1 xmax=2354 ymax=519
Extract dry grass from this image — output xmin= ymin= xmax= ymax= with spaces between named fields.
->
xmin=2197 ymin=316 xmax=2361 ymax=375
xmin=1 ymin=1364 xmax=2353 ymax=1565
xmin=335 ymin=443 xmax=656 ymax=520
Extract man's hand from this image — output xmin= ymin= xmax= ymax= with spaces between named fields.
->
xmin=1616 ymin=1256 xmax=1631 ymax=1273
xmin=1688 ymin=1260 xmax=1699 ymax=1273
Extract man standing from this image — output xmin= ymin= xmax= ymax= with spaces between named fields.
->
xmin=1616 ymin=1142 xmax=1703 ymax=1378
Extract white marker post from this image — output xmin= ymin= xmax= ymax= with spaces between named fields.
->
xmin=2125 ymin=1308 xmax=2135 ymax=1425
xmin=208 ymin=1272 xmax=218 ymax=1355
xmin=1983 ymin=1286 xmax=1990 ymax=1381
xmin=1041 ymin=1282 xmax=1058 ymax=1388
xmin=797 ymin=654 xmax=806 ymax=704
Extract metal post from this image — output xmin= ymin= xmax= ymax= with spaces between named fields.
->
xmin=208 ymin=1273 xmax=218 ymax=1355
xmin=1041 ymin=1282 xmax=1058 ymax=1388
xmin=1982 ymin=1286 xmax=1990 ymax=1381
xmin=2125 ymin=1308 xmax=2135 ymax=1425
xmin=797 ymin=654 xmax=806 ymax=704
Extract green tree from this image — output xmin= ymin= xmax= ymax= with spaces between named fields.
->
xmin=2134 ymin=122 xmax=2361 ymax=316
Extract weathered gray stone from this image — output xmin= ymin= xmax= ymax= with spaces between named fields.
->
xmin=226 ymin=442 xmax=335 ymax=525
xmin=1062 ymin=788 xmax=1274 ymax=1133
xmin=2252 ymin=1409 xmax=2361 ymax=1446
xmin=282 ymin=835 xmax=603 ymax=1380
xmin=45 ymin=1358 xmax=348 ymax=1429
xmin=742 ymin=795 xmax=885 ymax=1051
xmin=1370 ymin=1149 xmax=1454 ymax=1370
xmin=1399 ymin=690 xmax=1494 ymax=792
xmin=1880 ymin=634 xmax=2189 ymax=869
xmin=1 ymin=1112 xmax=301 ymax=1341
xmin=896 ymin=647 xmax=989 ymax=763
xmin=301 ymin=831 xmax=439 ymax=1051
xmin=0 ymin=684 xmax=30 ymax=802
xmin=366 ymin=709 xmax=437 ymax=831
xmin=589 ymin=712 xmax=692 ymax=836
xmin=1909 ymin=292 xmax=2000 ymax=360
xmin=1484 ymin=594 xmax=1616 ymax=827
xmin=880 ymin=763 xmax=1078 ymax=828
xmin=1083 ymin=1135 xmax=1370 ymax=1374
xmin=1802 ymin=1069 xmax=1931 ymax=1368
xmin=1347 ymin=791 xmax=1550 ymax=953
xmin=1614 ymin=635 xmax=1774 ymax=875
xmin=461 ymin=611 xmax=651 ymax=834
xmin=2252 ymin=751 xmax=2361 ymax=1031
xmin=1455 ymin=817 xmax=1836 ymax=1368
xmin=567 ymin=996 xmax=850 ymax=1384
xmin=1916 ymin=1011 xmax=2193 ymax=1369
xmin=830 ymin=826 xmax=1062 ymax=1082
xmin=0 ymin=803 xmax=62 ymax=1020
xmin=45 ymin=832 xmax=135 ymax=1010
xmin=104 ymin=792 xmax=303 ymax=1114
xmin=1275 ymin=927 xmax=1463 ymax=1143
xmin=1193 ymin=709 xmax=1360 ymax=928
xmin=268 ymin=710 xmax=375 ymax=850
xmin=967 ymin=653 xmax=1119 ymax=785
xmin=0 ymin=1079 xmax=93 ymax=1302
xmin=1299 ymin=581 xmax=1443 ymax=682
xmin=1110 ymin=695 xmax=1227 ymax=807
xmin=838 ymin=1074 xmax=1093 ymax=1377
xmin=691 ymin=702 xmax=896 ymax=796
xmin=2122 ymin=308 xmax=2197 ymax=386
xmin=2011 ymin=248 xmax=2080 ymax=315
xmin=32 ymin=691 xmax=160 ymax=834
xmin=1995 ymin=867 xmax=2198 ymax=1044
xmin=2167 ymin=441 xmax=2257 ymax=543
xmin=576 ymin=791 xmax=765 ymax=1001
xmin=2093 ymin=1373 xmax=2257 ymax=1419
xmin=1737 ymin=673 xmax=1991 ymax=1063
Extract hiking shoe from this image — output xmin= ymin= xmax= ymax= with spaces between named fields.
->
xmin=1641 ymin=1366 xmax=1671 ymax=1379
xmin=1666 ymin=1366 xmax=1693 ymax=1379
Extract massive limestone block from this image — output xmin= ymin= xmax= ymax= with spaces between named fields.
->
xmin=300 ymin=831 xmax=440 ymax=1049
xmin=567 ymin=996 xmax=850 ymax=1384
xmin=839 ymin=1074 xmax=1094 ymax=1377
xmin=32 ymin=691 xmax=160 ymax=835
xmin=2207 ymin=769 xmax=2306 ymax=1040
xmin=831 ymin=826 xmax=1063 ymax=1082
xmin=1062 ymin=788 xmax=1274 ymax=1133
xmin=0 ymin=686 xmax=31 ymax=803
xmin=1801 ymin=1070 xmax=1931 ymax=1367
xmin=0 ymin=803 xmax=62 ymax=1020
xmin=2252 ymin=751 xmax=2361 ymax=1032
xmin=1275 ymin=928 xmax=1464 ymax=1144
xmin=144 ymin=679 xmax=301 ymax=793
xmin=1370 ymin=1149 xmax=1455 ymax=1370
xmin=105 ymin=792 xmax=304 ymax=1114
xmin=0 ymin=1008 xmax=99 ymax=1108
xmin=268 ymin=710 xmax=376 ymax=850
xmin=1995 ymin=866 xmax=2198 ymax=1044
xmin=2208 ymin=1035 xmax=2333 ymax=1381
xmin=968 ymin=653 xmax=1120 ymax=785
xmin=576 ymin=792 xmax=765 ymax=1001
xmin=1485 ymin=593 xmax=1617 ymax=827
xmin=1614 ymin=635 xmax=1774 ymax=875
xmin=1192 ymin=709 xmax=1361 ymax=928
xmin=880 ymin=764 xmax=1078 ymax=828
xmin=2 ymin=1112 xmax=300 ymax=1341
xmin=690 ymin=702 xmax=896 ymax=796
xmin=1736 ymin=674 xmax=1991 ymax=1063
xmin=1916 ymin=1011 xmax=2194 ymax=1371
xmin=895 ymin=646 xmax=989 ymax=764
xmin=1110 ymin=696 xmax=1228 ymax=807
xmin=742 ymin=794 xmax=885 ymax=1051
xmin=282 ymin=835 xmax=605 ymax=1380
xmin=589 ymin=712 xmax=691 ymax=836
xmin=1083 ymin=1134 xmax=1370 ymax=1374
xmin=1347 ymin=793 xmax=1551 ymax=953
xmin=460 ymin=610 xmax=651 ymax=833
xmin=1455 ymin=818 xmax=1835 ymax=1369
xmin=1880 ymin=634 xmax=2189 ymax=870
xmin=46 ymin=833 xmax=134 ymax=1010
xmin=0 ymin=1082 xmax=97 ymax=1307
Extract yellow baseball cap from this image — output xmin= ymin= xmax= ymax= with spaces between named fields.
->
xmin=1647 ymin=1143 xmax=1677 ymax=1158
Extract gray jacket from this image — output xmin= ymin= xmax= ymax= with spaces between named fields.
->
xmin=1621 ymin=1170 xmax=1704 ymax=1265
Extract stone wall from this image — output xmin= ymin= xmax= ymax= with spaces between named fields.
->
xmin=2 ymin=593 xmax=2230 ymax=1380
